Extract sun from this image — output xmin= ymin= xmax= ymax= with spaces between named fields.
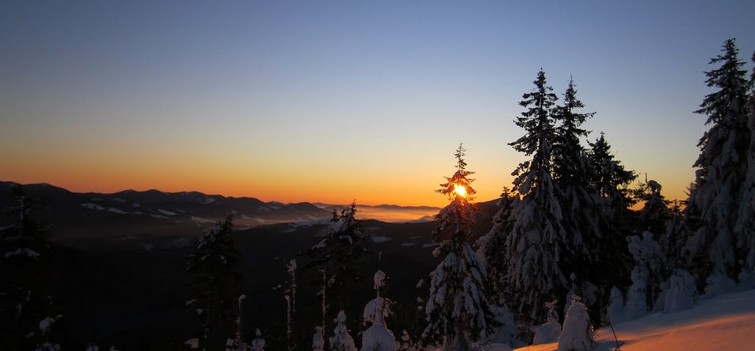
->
xmin=453 ymin=184 xmax=467 ymax=198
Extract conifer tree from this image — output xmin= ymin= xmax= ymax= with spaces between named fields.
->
xmin=186 ymin=214 xmax=242 ymax=347
xmin=477 ymin=187 xmax=517 ymax=345
xmin=303 ymin=201 xmax=365 ymax=329
xmin=551 ymin=79 xmax=608 ymax=320
xmin=0 ymin=185 xmax=59 ymax=350
xmin=735 ymin=50 xmax=755 ymax=277
xmin=479 ymin=187 xmax=515 ymax=297
xmin=506 ymin=70 xmax=567 ymax=329
xmin=587 ymin=133 xmax=637 ymax=220
xmin=685 ymin=38 xmax=753 ymax=293
xmin=330 ymin=310 xmax=357 ymax=351
xmin=633 ymin=178 xmax=671 ymax=236
xmin=586 ymin=132 xmax=636 ymax=311
xmin=557 ymin=296 xmax=595 ymax=351
xmin=423 ymin=144 xmax=495 ymax=351
xmin=361 ymin=269 xmax=397 ymax=351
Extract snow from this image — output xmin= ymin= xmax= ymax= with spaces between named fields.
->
xmin=107 ymin=207 xmax=128 ymax=214
xmin=371 ymin=236 xmax=392 ymax=243
xmin=158 ymin=209 xmax=177 ymax=216
xmin=185 ymin=338 xmax=199 ymax=349
xmin=81 ymin=203 xmax=106 ymax=211
xmin=4 ymin=247 xmax=40 ymax=259
xmin=191 ymin=216 xmax=216 ymax=224
xmin=557 ymin=297 xmax=594 ymax=351
xmin=515 ymin=288 xmax=755 ymax=351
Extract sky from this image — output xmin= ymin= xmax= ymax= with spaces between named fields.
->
xmin=1 ymin=1 xmax=754 ymax=207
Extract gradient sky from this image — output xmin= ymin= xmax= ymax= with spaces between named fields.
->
xmin=1 ymin=1 xmax=754 ymax=207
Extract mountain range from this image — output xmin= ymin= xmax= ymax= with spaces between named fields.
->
xmin=0 ymin=181 xmax=443 ymax=240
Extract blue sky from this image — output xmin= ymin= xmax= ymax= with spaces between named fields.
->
xmin=1 ymin=1 xmax=753 ymax=206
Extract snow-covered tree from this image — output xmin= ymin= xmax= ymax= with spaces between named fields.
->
xmin=0 ymin=185 xmax=59 ymax=350
xmin=477 ymin=187 xmax=517 ymax=346
xmin=557 ymin=296 xmax=595 ymax=351
xmin=685 ymin=38 xmax=753 ymax=294
xmin=398 ymin=330 xmax=416 ymax=351
xmin=284 ymin=259 xmax=297 ymax=351
xmin=532 ymin=301 xmax=561 ymax=345
xmin=506 ymin=70 xmax=568 ymax=329
xmin=735 ymin=50 xmax=755 ymax=280
xmin=585 ymin=132 xmax=636 ymax=311
xmin=423 ymin=144 xmax=495 ymax=351
xmin=606 ymin=287 xmax=626 ymax=325
xmin=661 ymin=269 xmax=696 ymax=313
xmin=185 ymin=214 xmax=242 ymax=347
xmin=312 ymin=326 xmax=325 ymax=351
xmin=303 ymin=201 xmax=366 ymax=328
xmin=478 ymin=187 xmax=515 ymax=295
xmin=663 ymin=199 xmax=689 ymax=266
xmin=634 ymin=177 xmax=671 ymax=236
xmin=552 ymin=79 xmax=601 ymax=259
xmin=251 ymin=329 xmax=266 ymax=351
xmin=330 ymin=310 xmax=357 ymax=351
xmin=551 ymin=79 xmax=614 ymax=322
xmin=587 ymin=133 xmax=637 ymax=212
xmin=361 ymin=269 xmax=397 ymax=351
xmin=625 ymin=232 xmax=664 ymax=320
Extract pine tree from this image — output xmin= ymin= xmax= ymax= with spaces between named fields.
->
xmin=251 ymin=329 xmax=266 ymax=351
xmin=586 ymin=132 xmax=636 ymax=315
xmin=423 ymin=144 xmax=495 ymax=351
xmin=685 ymin=38 xmax=753 ymax=294
xmin=312 ymin=326 xmax=325 ymax=351
xmin=0 ymin=185 xmax=59 ymax=350
xmin=587 ymin=133 xmax=637 ymax=212
xmin=185 ymin=214 xmax=242 ymax=347
xmin=506 ymin=70 xmax=567 ymax=329
xmin=303 ymin=201 xmax=365 ymax=329
xmin=735 ymin=50 xmax=755 ymax=278
xmin=551 ymin=78 xmax=607 ymax=322
xmin=330 ymin=310 xmax=357 ymax=351
xmin=477 ymin=187 xmax=517 ymax=345
xmin=361 ymin=269 xmax=397 ymax=351
xmin=625 ymin=232 xmax=664 ymax=319
xmin=557 ymin=296 xmax=595 ymax=351
xmin=479 ymin=187 xmax=515 ymax=297
xmin=633 ymin=178 xmax=671 ymax=238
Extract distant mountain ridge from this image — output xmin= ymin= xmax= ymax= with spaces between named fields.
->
xmin=0 ymin=181 xmax=334 ymax=239
xmin=0 ymin=182 xmax=454 ymax=239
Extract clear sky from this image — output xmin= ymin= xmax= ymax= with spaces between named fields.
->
xmin=1 ymin=1 xmax=753 ymax=207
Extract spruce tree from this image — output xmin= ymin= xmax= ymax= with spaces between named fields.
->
xmin=506 ymin=70 xmax=570 ymax=338
xmin=506 ymin=69 xmax=567 ymax=330
xmin=735 ymin=50 xmax=755 ymax=277
xmin=633 ymin=178 xmax=671 ymax=238
xmin=586 ymin=132 xmax=636 ymax=310
xmin=0 ymin=185 xmax=59 ymax=350
xmin=185 ymin=214 xmax=242 ymax=347
xmin=587 ymin=133 xmax=637 ymax=217
xmin=423 ymin=144 xmax=495 ymax=351
xmin=302 ymin=201 xmax=365 ymax=329
xmin=477 ymin=187 xmax=517 ymax=345
xmin=551 ymin=79 xmax=607 ymax=320
xmin=685 ymin=38 xmax=753 ymax=293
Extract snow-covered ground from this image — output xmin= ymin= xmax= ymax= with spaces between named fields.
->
xmin=518 ymin=288 xmax=755 ymax=351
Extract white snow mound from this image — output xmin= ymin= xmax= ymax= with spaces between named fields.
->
xmin=516 ymin=288 xmax=755 ymax=351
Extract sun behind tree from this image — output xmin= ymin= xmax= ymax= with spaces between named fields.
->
xmin=423 ymin=143 xmax=494 ymax=351
xmin=438 ymin=143 xmax=476 ymax=202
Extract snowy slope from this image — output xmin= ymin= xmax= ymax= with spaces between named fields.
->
xmin=517 ymin=289 xmax=755 ymax=351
